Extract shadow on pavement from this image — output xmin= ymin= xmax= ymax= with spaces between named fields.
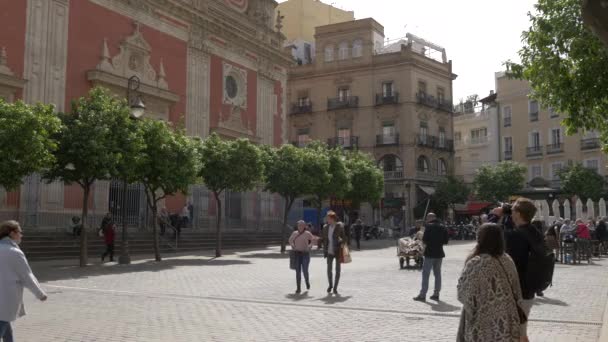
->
xmin=425 ymin=300 xmax=461 ymax=312
xmin=317 ymin=294 xmax=353 ymax=305
xmin=33 ymin=257 xmax=251 ymax=283
xmin=238 ymin=252 xmax=289 ymax=259
xmin=285 ymin=292 xmax=313 ymax=301
xmin=534 ymin=296 xmax=569 ymax=307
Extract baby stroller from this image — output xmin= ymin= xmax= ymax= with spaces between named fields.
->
xmin=397 ymin=237 xmax=424 ymax=269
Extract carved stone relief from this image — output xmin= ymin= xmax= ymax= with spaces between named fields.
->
xmin=222 ymin=62 xmax=247 ymax=109
xmin=0 ymin=47 xmax=26 ymax=102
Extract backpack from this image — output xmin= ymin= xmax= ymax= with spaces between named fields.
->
xmin=525 ymin=231 xmax=555 ymax=292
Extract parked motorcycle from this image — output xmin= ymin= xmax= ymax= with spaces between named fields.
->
xmin=364 ymin=225 xmax=382 ymax=240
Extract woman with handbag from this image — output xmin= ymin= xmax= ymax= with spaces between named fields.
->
xmin=288 ymin=220 xmax=315 ymax=294
xmin=457 ymin=223 xmax=525 ymax=342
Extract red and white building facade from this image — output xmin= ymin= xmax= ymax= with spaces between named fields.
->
xmin=0 ymin=0 xmax=292 ymax=231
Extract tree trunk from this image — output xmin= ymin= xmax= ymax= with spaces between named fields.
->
xmin=79 ymin=185 xmax=90 ymax=267
xmin=280 ymin=197 xmax=293 ymax=254
xmin=214 ymin=191 xmax=222 ymax=257
xmin=152 ymin=203 xmax=161 ymax=262
xmin=316 ymin=197 xmax=322 ymax=232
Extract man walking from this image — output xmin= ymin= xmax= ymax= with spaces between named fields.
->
xmin=322 ymin=211 xmax=346 ymax=295
xmin=413 ymin=213 xmax=448 ymax=302
xmin=353 ymin=219 xmax=363 ymax=250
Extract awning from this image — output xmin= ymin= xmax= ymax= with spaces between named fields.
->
xmin=455 ymin=202 xmax=493 ymax=214
xmin=418 ymin=185 xmax=436 ymax=196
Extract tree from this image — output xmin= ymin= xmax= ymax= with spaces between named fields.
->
xmin=341 ymin=151 xmax=384 ymax=216
xmin=0 ymin=100 xmax=60 ymax=190
xmin=506 ymin=0 xmax=608 ymax=145
xmin=304 ymin=142 xmax=348 ymax=229
xmin=263 ymin=144 xmax=318 ymax=253
xmin=136 ymin=119 xmax=200 ymax=261
xmin=473 ymin=162 xmax=526 ymax=203
xmin=559 ymin=163 xmax=606 ymax=201
xmin=45 ymin=87 xmax=140 ymax=267
xmin=434 ymin=176 xmax=470 ymax=213
xmin=199 ymin=133 xmax=263 ymax=257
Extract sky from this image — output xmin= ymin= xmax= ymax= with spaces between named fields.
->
xmin=276 ymin=0 xmax=538 ymax=102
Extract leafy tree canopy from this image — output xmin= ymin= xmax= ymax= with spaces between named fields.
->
xmin=559 ymin=163 xmax=606 ymax=201
xmin=506 ymin=0 xmax=608 ymax=147
xmin=434 ymin=176 xmax=470 ymax=210
xmin=0 ymin=100 xmax=61 ymax=190
xmin=342 ymin=151 xmax=384 ymax=208
xmin=473 ymin=162 xmax=526 ymax=203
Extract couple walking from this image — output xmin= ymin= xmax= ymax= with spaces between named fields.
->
xmin=288 ymin=211 xmax=346 ymax=295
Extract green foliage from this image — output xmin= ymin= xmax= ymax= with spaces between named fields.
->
xmin=506 ymin=0 xmax=608 ymax=147
xmin=304 ymin=142 xmax=348 ymax=205
xmin=473 ymin=162 xmax=526 ymax=202
xmin=434 ymin=176 xmax=470 ymax=211
xmin=199 ymin=133 xmax=263 ymax=257
xmin=199 ymin=133 xmax=263 ymax=195
xmin=342 ymin=151 xmax=384 ymax=208
xmin=136 ymin=119 xmax=200 ymax=261
xmin=559 ymin=163 xmax=606 ymax=201
xmin=44 ymin=87 xmax=141 ymax=267
xmin=0 ymin=100 xmax=60 ymax=190
xmin=45 ymin=87 xmax=140 ymax=188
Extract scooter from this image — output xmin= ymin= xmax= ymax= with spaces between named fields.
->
xmin=364 ymin=225 xmax=381 ymax=240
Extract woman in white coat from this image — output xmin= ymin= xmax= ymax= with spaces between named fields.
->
xmin=0 ymin=220 xmax=47 ymax=342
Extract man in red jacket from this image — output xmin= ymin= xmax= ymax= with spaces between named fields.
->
xmin=101 ymin=213 xmax=116 ymax=262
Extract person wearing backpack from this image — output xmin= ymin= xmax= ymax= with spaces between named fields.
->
xmin=507 ymin=197 xmax=552 ymax=342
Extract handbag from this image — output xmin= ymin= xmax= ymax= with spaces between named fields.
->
xmin=497 ymin=257 xmax=528 ymax=324
xmin=340 ymin=244 xmax=352 ymax=264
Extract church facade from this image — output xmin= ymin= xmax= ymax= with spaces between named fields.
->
xmin=0 ymin=0 xmax=292 ymax=231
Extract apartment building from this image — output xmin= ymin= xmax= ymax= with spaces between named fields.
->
xmin=453 ymin=93 xmax=500 ymax=184
xmin=288 ymin=18 xmax=456 ymax=225
xmin=496 ymin=72 xmax=606 ymax=190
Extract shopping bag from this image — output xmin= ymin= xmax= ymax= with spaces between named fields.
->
xmin=340 ymin=245 xmax=352 ymax=264
xmin=289 ymin=250 xmax=297 ymax=270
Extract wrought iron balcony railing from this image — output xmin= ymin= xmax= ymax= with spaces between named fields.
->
xmin=327 ymin=96 xmax=359 ymax=110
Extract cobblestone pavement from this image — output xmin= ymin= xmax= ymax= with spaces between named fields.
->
xmin=12 ymin=239 xmax=608 ymax=342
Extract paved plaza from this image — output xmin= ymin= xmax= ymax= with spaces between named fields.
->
xmin=12 ymin=239 xmax=608 ymax=342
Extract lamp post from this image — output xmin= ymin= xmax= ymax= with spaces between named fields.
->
xmin=118 ymin=75 xmax=145 ymax=265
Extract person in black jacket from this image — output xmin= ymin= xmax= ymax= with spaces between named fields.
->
xmin=413 ymin=213 xmax=449 ymax=302
xmin=507 ymin=198 xmax=544 ymax=342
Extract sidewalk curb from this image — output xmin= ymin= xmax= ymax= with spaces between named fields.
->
xmin=599 ymin=275 xmax=608 ymax=342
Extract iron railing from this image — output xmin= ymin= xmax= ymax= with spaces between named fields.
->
xmin=327 ymin=96 xmax=359 ymax=110
xmin=376 ymin=134 xmax=399 ymax=146
xmin=416 ymin=92 xmax=453 ymax=112
xmin=291 ymin=102 xmax=313 ymax=114
xmin=375 ymin=93 xmax=399 ymax=105
xmin=504 ymin=117 xmax=512 ymax=127
xmin=504 ymin=150 xmax=513 ymax=160
xmin=529 ymin=111 xmax=539 ymax=122
xmin=546 ymin=143 xmax=564 ymax=154
xmin=526 ymin=145 xmax=543 ymax=157
xmin=384 ymin=170 xmax=404 ymax=180
xmin=581 ymin=138 xmax=601 ymax=150
xmin=327 ymin=136 xmax=359 ymax=149
xmin=416 ymin=134 xmax=454 ymax=151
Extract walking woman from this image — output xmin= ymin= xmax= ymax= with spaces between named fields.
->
xmin=288 ymin=220 xmax=315 ymax=294
xmin=100 ymin=214 xmax=116 ymax=262
xmin=321 ymin=211 xmax=346 ymax=295
xmin=457 ymin=223 xmax=524 ymax=342
xmin=0 ymin=221 xmax=47 ymax=342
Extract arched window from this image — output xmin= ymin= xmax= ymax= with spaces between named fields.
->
xmin=438 ymin=158 xmax=447 ymax=175
xmin=352 ymin=39 xmax=363 ymax=57
xmin=324 ymin=45 xmax=334 ymax=62
xmin=338 ymin=41 xmax=349 ymax=60
xmin=417 ymin=156 xmax=430 ymax=173
xmin=379 ymin=154 xmax=403 ymax=172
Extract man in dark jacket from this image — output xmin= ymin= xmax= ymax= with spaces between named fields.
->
xmin=413 ymin=213 xmax=448 ymax=302
xmin=508 ymin=197 xmax=544 ymax=342
xmin=321 ymin=211 xmax=346 ymax=295
xmin=353 ymin=219 xmax=363 ymax=250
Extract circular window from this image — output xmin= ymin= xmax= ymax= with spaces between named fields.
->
xmin=225 ymin=75 xmax=238 ymax=99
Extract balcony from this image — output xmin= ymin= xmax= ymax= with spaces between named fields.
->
xmin=529 ymin=111 xmax=539 ymax=122
xmin=416 ymin=170 xmax=447 ymax=182
xmin=470 ymin=136 xmax=489 ymax=145
xmin=581 ymin=137 xmax=601 ymax=150
xmin=416 ymin=134 xmax=454 ymax=152
xmin=384 ymin=169 xmax=404 ymax=180
xmin=504 ymin=150 xmax=513 ymax=160
xmin=375 ymin=93 xmax=399 ymax=105
xmin=327 ymin=96 xmax=359 ymax=110
xmin=376 ymin=134 xmax=400 ymax=146
xmin=416 ymin=92 xmax=453 ymax=112
xmin=546 ymin=143 xmax=564 ymax=154
xmin=526 ymin=145 xmax=543 ymax=157
xmin=504 ymin=117 xmax=512 ymax=127
xmin=291 ymin=102 xmax=312 ymax=115
xmin=327 ymin=136 xmax=359 ymax=149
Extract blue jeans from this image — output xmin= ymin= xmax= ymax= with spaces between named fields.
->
xmin=420 ymin=257 xmax=442 ymax=297
xmin=0 ymin=321 xmax=13 ymax=342
xmin=294 ymin=252 xmax=310 ymax=289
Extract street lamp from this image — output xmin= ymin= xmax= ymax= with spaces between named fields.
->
xmin=118 ymin=75 xmax=145 ymax=265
